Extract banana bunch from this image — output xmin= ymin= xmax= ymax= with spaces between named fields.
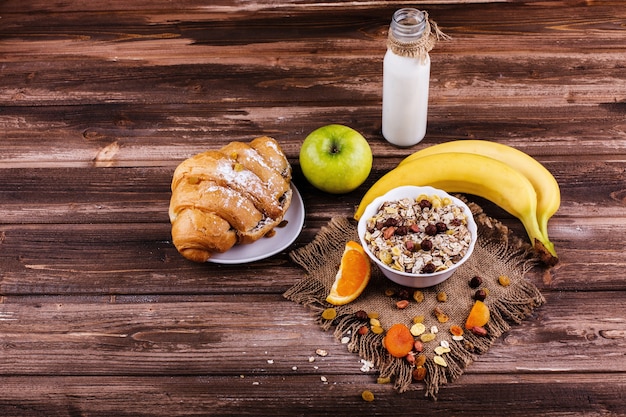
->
xmin=354 ymin=140 xmax=560 ymax=265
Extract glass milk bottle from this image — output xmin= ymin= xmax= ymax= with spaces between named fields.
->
xmin=382 ymin=9 xmax=445 ymax=147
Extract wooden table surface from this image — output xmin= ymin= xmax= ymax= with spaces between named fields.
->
xmin=1 ymin=1 xmax=625 ymax=415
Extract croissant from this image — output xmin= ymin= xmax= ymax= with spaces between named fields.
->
xmin=169 ymin=136 xmax=293 ymax=262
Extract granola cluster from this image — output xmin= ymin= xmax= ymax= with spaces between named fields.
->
xmin=363 ymin=195 xmax=472 ymax=274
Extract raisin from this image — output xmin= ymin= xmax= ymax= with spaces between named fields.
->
xmin=435 ymin=222 xmax=448 ymax=233
xmin=397 ymin=288 xmax=410 ymax=300
xmin=469 ymin=276 xmax=483 ymax=288
xmin=422 ymin=263 xmax=436 ymax=274
xmin=354 ymin=310 xmax=369 ymax=320
xmin=418 ymin=199 xmax=432 ymax=210
xmin=383 ymin=218 xmax=398 ymax=227
xmin=434 ymin=306 xmax=449 ymax=323
xmin=412 ymin=291 xmax=425 ymax=303
xmin=395 ymin=226 xmax=409 ymax=236
xmin=321 ymin=308 xmax=337 ymax=320
xmin=420 ymin=239 xmax=433 ymax=251
xmin=425 ymin=224 xmax=438 ymax=236
xmin=473 ymin=289 xmax=487 ymax=301
xmin=361 ymin=390 xmax=375 ymax=402
xmin=498 ymin=275 xmax=511 ymax=286
xmin=449 ymin=325 xmax=464 ymax=337
xmin=412 ymin=367 xmax=427 ymax=381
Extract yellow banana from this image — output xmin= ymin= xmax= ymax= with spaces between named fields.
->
xmin=354 ymin=152 xmax=557 ymax=265
xmin=398 ymin=140 xmax=559 ymax=259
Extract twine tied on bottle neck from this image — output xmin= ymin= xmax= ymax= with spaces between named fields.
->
xmin=387 ymin=12 xmax=451 ymax=63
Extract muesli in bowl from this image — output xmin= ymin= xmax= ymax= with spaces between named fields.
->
xmin=357 ymin=186 xmax=477 ymax=288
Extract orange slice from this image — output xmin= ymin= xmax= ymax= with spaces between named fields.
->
xmin=465 ymin=300 xmax=490 ymax=330
xmin=325 ymin=241 xmax=371 ymax=306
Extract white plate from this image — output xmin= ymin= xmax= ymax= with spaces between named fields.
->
xmin=207 ymin=184 xmax=305 ymax=264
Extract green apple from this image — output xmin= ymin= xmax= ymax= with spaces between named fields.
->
xmin=299 ymin=124 xmax=372 ymax=194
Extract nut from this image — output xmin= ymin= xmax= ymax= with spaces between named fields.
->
xmin=470 ymin=326 xmax=488 ymax=337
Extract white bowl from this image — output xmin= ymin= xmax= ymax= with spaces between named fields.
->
xmin=357 ymin=185 xmax=477 ymax=288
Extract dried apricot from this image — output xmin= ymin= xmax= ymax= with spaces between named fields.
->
xmin=465 ymin=300 xmax=490 ymax=330
xmin=382 ymin=323 xmax=415 ymax=358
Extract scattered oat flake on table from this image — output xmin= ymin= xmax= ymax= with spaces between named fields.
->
xmin=315 ymin=349 xmax=328 ymax=357
xmin=360 ymin=359 xmax=374 ymax=372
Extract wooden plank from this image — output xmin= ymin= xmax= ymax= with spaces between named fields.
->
xmin=0 ymin=216 xmax=626 ymax=294
xmin=0 ymin=292 xmax=624 ymax=375
xmin=1 ymin=104 xmax=626 ymax=167
xmin=0 ymin=157 xmax=625 ymax=222
xmin=0 ymin=373 xmax=625 ymax=417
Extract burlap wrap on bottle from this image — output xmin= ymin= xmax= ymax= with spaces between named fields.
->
xmin=284 ymin=200 xmax=545 ymax=400
xmin=387 ymin=12 xmax=451 ymax=63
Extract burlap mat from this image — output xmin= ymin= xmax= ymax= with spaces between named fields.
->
xmin=284 ymin=199 xmax=546 ymax=399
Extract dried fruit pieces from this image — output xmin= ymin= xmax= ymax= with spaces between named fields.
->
xmin=449 ymin=325 xmax=464 ymax=337
xmin=361 ymin=390 xmax=375 ymax=402
xmin=465 ymin=300 xmax=490 ymax=330
xmin=498 ymin=274 xmax=511 ymax=286
xmin=382 ymin=323 xmax=414 ymax=358
xmin=433 ymin=307 xmax=449 ymax=323
xmin=321 ymin=308 xmax=337 ymax=320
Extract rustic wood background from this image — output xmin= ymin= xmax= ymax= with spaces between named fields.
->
xmin=1 ymin=0 xmax=625 ymax=415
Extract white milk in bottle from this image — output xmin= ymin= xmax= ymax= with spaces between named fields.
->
xmin=382 ymin=9 xmax=446 ymax=147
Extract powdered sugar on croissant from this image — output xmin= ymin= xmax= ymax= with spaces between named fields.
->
xmin=169 ymin=136 xmax=292 ymax=262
